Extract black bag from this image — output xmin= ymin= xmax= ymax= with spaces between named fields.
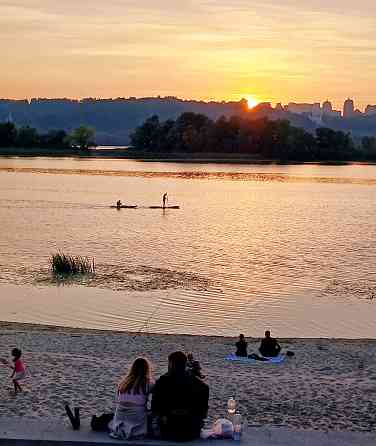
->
xmin=65 ymin=405 xmax=80 ymax=430
xmin=91 ymin=413 xmax=114 ymax=432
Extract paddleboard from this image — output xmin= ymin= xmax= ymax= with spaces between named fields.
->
xmin=149 ymin=206 xmax=180 ymax=209
xmin=110 ymin=205 xmax=138 ymax=209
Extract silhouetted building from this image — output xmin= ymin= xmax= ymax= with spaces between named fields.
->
xmin=287 ymin=102 xmax=317 ymax=115
xmin=1 ymin=112 xmax=14 ymax=123
xmin=343 ymin=98 xmax=355 ymax=118
xmin=331 ymin=110 xmax=342 ymax=118
xmin=365 ymin=105 xmax=376 ymax=116
xmin=310 ymin=104 xmax=323 ymax=125
xmin=253 ymin=102 xmax=273 ymax=113
xmin=312 ymin=103 xmax=321 ymax=114
xmin=322 ymin=100 xmax=341 ymax=118
xmin=322 ymin=100 xmax=333 ymax=114
xmin=275 ymin=103 xmax=284 ymax=112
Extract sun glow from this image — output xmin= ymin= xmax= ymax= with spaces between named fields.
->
xmin=246 ymin=96 xmax=259 ymax=109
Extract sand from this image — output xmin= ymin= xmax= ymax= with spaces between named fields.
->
xmin=0 ymin=321 xmax=376 ymax=432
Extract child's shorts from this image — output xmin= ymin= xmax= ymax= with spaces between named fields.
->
xmin=14 ymin=371 xmax=26 ymax=381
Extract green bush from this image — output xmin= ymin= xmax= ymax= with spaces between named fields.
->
xmin=50 ymin=252 xmax=95 ymax=275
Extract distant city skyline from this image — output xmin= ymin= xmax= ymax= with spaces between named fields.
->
xmin=2 ymin=1 xmax=376 ymax=109
xmin=257 ymin=98 xmax=376 ymax=116
xmin=2 ymin=95 xmax=376 ymax=116
xmin=246 ymin=98 xmax=376 ymax=128
xmin=277 ymin=98 xmax=376 ymax=116
xmin=1 ymin=95 xmax=375 ymax=117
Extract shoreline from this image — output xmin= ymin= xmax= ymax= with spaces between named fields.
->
xmin=1 ymin=320 xmax=376 ymax=431
xmin=1 ymin=148 xmax=376 ymax=165
xmin=1 ymin=320 xmax=376 ymax=342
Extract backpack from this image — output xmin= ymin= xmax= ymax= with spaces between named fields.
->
xmin=91 ymin=413 xmax=114 ymax=432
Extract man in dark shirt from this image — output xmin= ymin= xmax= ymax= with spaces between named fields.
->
xmin=259 ymin=330 xmax=281 ymax=357
xmin=152 ymin=351 xmax=209 ymax=441
xmin=235 ymin=333 xmax=248 ymax=357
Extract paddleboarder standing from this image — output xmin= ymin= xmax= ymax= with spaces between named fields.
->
xmin=162 ymin=193 xmax=168 ymax=209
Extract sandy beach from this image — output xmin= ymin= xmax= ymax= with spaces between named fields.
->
xmin=0 ymin=322 xmax=375 ymax=432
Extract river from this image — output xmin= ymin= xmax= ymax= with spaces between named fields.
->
xmin=0 ymin=156 xmax=375 ymax=338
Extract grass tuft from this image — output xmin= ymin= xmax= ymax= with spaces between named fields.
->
xmin=50 ymin=252 xmax=95 ymax=276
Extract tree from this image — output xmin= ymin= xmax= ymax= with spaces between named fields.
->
xmin=130 ymin=113 xmax=359 ymax=161
xmin=286 ymin=127 xmax=316 ymax=161
xmin=40 ymin=129 xmax=68 ymax=147
xmin=16 ymin=126 xmax=40 ymax=147
xmin=361 ymin=136 xmax=376 ymax=159
xmin=130 ymin=115 xmax=161 ymax=150
xmin=316 ymin=127 xmax=355 ymax=160
xmin=69 ymin=126 xmax=96 ymax=150
xmin=0 ymin=122 xmax=17 ymax=147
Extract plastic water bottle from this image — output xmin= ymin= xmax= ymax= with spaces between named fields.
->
xmin=227 ymin=397 xmax=236 ymax=415
xmin=233 ymin=413 xmax=242 ymax=441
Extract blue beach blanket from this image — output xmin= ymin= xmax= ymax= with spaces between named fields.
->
xmin=225 ymin=353 xmax=286 ymax=364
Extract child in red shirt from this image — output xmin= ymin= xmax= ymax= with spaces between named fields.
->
xmin=10 ymin=348 xmax=26 ymax=394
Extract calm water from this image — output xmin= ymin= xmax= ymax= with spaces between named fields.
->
xmin=1 ymin=157 xmax=376 ymax=338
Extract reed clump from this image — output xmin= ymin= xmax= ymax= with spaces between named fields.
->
xmin=50 ymin=252 xmax=95 ymax=276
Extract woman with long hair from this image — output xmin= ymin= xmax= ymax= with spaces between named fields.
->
xmin=110 ymin=358 xmax=154 ymax=440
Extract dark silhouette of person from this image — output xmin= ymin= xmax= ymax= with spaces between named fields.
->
xmin=235 ymin=334 xmax=248 ymax=357
xmin=259 ymin=330 xmax=281 ymax=357
xmin=162 ymin=193 xmax=168 ymax=208
xmin=151 ymin=351 xmax=209 ymax=441
xmin=116 ymin=200 xmax=122 ymax=209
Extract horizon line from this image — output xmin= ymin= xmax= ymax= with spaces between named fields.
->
xmin=1 ymin=95 xmax=374 ymax=108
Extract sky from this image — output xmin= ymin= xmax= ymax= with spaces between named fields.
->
xmin=1 ymin=0 xmax=376 ymax=110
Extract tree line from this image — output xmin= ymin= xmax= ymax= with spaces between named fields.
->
xmin=130 ymin=113 xmax=376 ymax=161
xmin=0 ymin=122 xmax=96 ymax=150
xmin=2 ymin=97 xmax=376 ymax=146
xmin=0 ymin=97 xmax=247 ymax=145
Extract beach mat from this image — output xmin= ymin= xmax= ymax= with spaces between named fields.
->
xmin=225 ymin=353 xmax=286 ymax=364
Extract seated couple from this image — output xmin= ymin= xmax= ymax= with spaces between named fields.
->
xmin=110 ymin=351 xmax=209 ymax=442
xmin=236 ymin=331 xmax=281 ymax=358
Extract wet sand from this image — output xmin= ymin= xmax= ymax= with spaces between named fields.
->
xmin=0 ymin=322 xmax=375 ymax=432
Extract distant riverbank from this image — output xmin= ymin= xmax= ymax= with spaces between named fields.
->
xmin=0 ymin=146 xmax=374 ymax=165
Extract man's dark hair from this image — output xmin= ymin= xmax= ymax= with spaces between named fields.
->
xmin=265 ymin=330 xmax=271 ymax=337
xmin=168 ymin=351 xmax=187 ymax=374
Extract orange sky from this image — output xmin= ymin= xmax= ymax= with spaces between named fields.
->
xmin=2 ymin=0 xmax=376 ymax=110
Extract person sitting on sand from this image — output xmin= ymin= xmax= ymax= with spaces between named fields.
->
xmin=259 ymin=330 xmax=281 ymax=357
xmin=235 ymin=334 xmax=248 ymax=357
xmin=186 ymin=352 xmax=205 ymax=379
xmin=110 ymin=357 xmax=154 ymax=440
xmin=151 ymin=351 xmax=209 ymax=441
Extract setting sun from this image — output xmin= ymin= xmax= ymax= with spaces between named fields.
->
xmin=246 ymin=96 xmax=259 ymax=109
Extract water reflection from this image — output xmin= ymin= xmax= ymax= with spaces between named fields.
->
xmin=0 ymin=158 xmax=376 ymax=337
xmin=1 ymin=166 xmax=376 ymax=185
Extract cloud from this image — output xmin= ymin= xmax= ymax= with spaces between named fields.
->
xmin=1 ymin=0 xmax=375 ymax=107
